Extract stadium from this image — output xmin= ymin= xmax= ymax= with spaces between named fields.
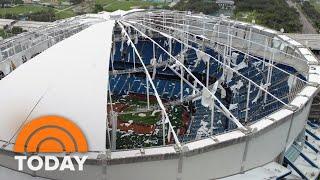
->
xmin=0 ymin=9 xmax=320 ymax=179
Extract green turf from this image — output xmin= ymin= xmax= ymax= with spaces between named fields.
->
xmin=118 ymin=111 xmax=161 ymax=125
xmin=168 ymin=105 xmax=183 ymax=128
xmin=128 ymin=97 xmax=158 ymax=106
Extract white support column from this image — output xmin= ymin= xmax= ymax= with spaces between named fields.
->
xmin=123 ymin=21 xmax=246 ymax=130
xmin=153 ymin=42 xmax=156 ymax=60
xmin=169 ymin=38 xmax=172 ymax=61
xmin=107 ymin=84 xmax=113 ymax=149
xmin=133 ymin=48 xmax=136 ymax=70
xmin=210 ymin=102 xmax=215 ymax=135
xmin=163 ymin=12 xmax=165 ymax=29
xmin=247 ymin=27 xmax=252 ymax=55
xmin=268 ymin=53 xmax=274 ymax=84
xmin=217 ymin=20 xmax=220 ymax=40
xmin=111 ymin=43 xmax=115 ymax=72
xmin=137 ymin=17 xmax=307 ymax=86
xmin=162 ymin=111 xmax=166 ymax=146
xmin=111 ymin=111 xmax=117 ymax=151
xmin=262 ymin=37 xmax=268 ymax=70
xmin=223 ymin=45 xmax=227 ymax=80
xmin=206 ymin=61 xmax=210 ymax=88
xmin=202 ymin=17 xmax=205 ymax=36
xmin=264 ymin=52 xmax=274 ymax=103
xmin=180 ymin=67 xmax=184 ymax=102
xmin=126 ymin=20 xmax=290 ymax=109
xmin=180 ymin=40 xmax=184 ymax=102
xmin=245 ymin=81 xmax=251 ymax=123
xmin=229 ymin=25 xmax=233 ymax=63
xmin=146 ymin=75 xmax=150 ymax=110
xmin=169 ymin=65 xmax=200 ymax=93
xmin=227 ymin=23 xmax=231 ymax=61
xmin=118 ymin=21 xmax=181 ymax=147
xmin=152 ymin=43 xmax=157 ymax=79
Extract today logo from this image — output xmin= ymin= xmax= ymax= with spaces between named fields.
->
xmin=13 ymin=116 xmax=88 ymax=171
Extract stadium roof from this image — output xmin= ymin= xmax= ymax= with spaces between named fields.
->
xmin=0 ymin=9 xmax=319 ymax=158
xmin=0 ymin=20 xmax=114 ymax=152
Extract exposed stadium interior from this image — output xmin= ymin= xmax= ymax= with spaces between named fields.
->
xmin=0 ymin=10 xmax=320 ymax=179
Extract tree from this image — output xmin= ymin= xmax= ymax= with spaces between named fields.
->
xmin=234 ymin=0 xmax=302 ymax=33
xmin=28 ymin=9 xmax=56 ymax=22
xmin=94 ymin=4 xmax=103 ymax=13
xmin=172 ymin=0 xmax=219 ymax=15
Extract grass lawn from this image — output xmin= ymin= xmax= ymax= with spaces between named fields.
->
xmin=55 ymin=9 xmax=75 ymax=19
xmin=96 ymin=0 xmax=167 ymax=12
xmin=0 ymin=5 xmax=51 ymax=16
xmin=0 ymin=4 xmax=75 ymax=20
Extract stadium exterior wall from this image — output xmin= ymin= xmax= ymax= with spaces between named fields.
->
xmin=0 ymin=100 xmax=315 ymax=179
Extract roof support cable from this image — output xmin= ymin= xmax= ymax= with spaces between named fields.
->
xmin=124 ymin=19 xmax=295 ymax=111
xmin=129 ymin=16 xmax=308 ymax=84
xmin=120 ymin=20 xmax=246 ymax=130
xmin=118 ymin=21 xmax=181 ymax=148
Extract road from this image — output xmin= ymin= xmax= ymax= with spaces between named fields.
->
xmin=286 ymin=0 xmax=318 ymax=34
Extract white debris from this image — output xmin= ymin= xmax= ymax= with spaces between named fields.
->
xmin=134 ymin=34 xmax=139 ymax=44
xmin=158 ymin=54 xmax=163 ymax=63
xmin=201 ymin=88 xmax=213 ymax=108
xmin=138 ymin=113 xmax=146 ymax=117
xmin=196 ymin=120 xmax=209 ymax=139
xmin=152 ymin=110 xmax=161 ymax=116
xmin=185 ymin=87 xmax=190 ymax=94
xmin=231 ymin=52 xmax=239 ymax=64
xmin=230 ymin=80 xmax=244 ymax=95
xmin=252 ymin=61 xmax=262 ymax=67
xmin=288 ymin=74 xmax=297 ymax=92
xmin=226 ymin=69 xmax=234 ymax=84
xmin=154 ymin=128 xmax=160 ymax=135
xmin=252 ymin=87 xmax=262 ymax=103
xmin=196 ymin=50 xmax=210 ymax=63
xmin=234 ymin=61 xmax=248 ymax=71
xmin=229 ymin=104 xmax=238 ymax=110
xmin=121 ymin=133 xmax=131 ymax=138
xmin=127 ymin=52 xmax=130 ymax=62
xmin=150 ymin=58 xmax=157 ymax=66
xmin=219 ymin=84 xmax=226 ymax=98
xmin=128 ymin=130 xmax=134 ymax=134
xmin=124 ymin=123 xmax=130 ymax=127
xmin=211 ymin=80 xmax=219 ymax=94
xmin=120 ymin=39 xmax=124 ymax=52
xmin=164 ymin=39 xmax=169 ymax=46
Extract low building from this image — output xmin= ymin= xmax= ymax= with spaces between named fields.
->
xmin=216 ymin=0 xmax=234 ymax=9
